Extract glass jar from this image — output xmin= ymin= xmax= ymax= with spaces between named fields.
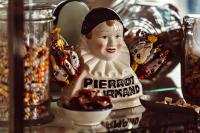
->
xmin=113 ymin=0 xmax=183 ymax=89
xmin=182 ymin=15 xmax=200 ymax=106
xmin=0 ymin=3 xmax=9 ymax=123
xmin=23 ymin=3 xmax=55 ymax=124
xmin=1 ymin=1 xmax=55 ymax=127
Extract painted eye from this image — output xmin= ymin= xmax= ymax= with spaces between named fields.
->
xmin=116 ymin=35 xmax=120 ymax=38
xmin=136 ymin=54 xmax=140 ymax=59
xmin=102 ymin=36 xmax=107 ymax=39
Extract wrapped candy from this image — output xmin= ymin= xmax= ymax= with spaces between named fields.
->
xmin=49 ymin=27 xmax=81 ymax=86
xmin=128 ymin=30 xmax=170 ymax=79
xmin=23 ymin=32 xmax=50 ymax=120
xmin=0 ymin=24 xmax=9 ymax=121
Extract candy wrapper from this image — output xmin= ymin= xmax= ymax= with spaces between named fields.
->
xmin=49 ymin=27 xmax=81 ymax=87
xmin=125 ymin=30 xmax=171 ymax=79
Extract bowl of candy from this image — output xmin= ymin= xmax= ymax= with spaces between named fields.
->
xmin=58 ymin=89 xmax=112 ymax=126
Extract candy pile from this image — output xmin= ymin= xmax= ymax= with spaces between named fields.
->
xmin=66 ymin=89 xmax=112 ymax=110
xmin=0 ymin=33 xmax=9 ymax=121
xmin=23 ymin=32 xmax=50 ymax=120
xmin=49 ymin=28 xmax=80 ymax=86
xmin=125 ymin=29 xmax=170 ymax=79
xmin=157 ymin=97 xmax=200 ymax=114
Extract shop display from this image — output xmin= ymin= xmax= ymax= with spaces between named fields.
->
xmin=62 ymin=7 xmax=143 ymax=110
xmin=3 ymin=0 xmax=200 ymax=132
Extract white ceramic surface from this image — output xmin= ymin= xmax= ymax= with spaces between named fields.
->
xmin=60 ymin=105 xmax=112 ymax=126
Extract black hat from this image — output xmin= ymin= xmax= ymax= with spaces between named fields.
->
xmin=81 ymin=7 xmax=123 ymax=35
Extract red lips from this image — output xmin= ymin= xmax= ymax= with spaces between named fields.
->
xmin=106 ymin=48 xmax=116 ymax=53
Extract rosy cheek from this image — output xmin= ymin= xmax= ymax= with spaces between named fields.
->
xmin=98 ymin=44 xmax=105 ymax=49
xmin=117 ymin=44 xmax=122 ymax=49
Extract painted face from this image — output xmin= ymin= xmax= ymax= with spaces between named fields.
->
xmin=85 ymin=20 xmax=125 ymax=60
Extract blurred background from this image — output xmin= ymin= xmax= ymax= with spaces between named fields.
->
xmin=29 ymin=0 xmax=200 ymax=16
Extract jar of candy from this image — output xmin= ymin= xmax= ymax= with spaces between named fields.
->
xmin=182 ymin=15 xmax=200 ymax=106
xmin=113 ymin=0 xmax=183 ymax=89
xmin=0 ymin=2 xmax=55 ymax=125
xmin=23 ymin=3 xmax=55 ymax=124
xmin=0 ymin=3 xmax=9 ymax=122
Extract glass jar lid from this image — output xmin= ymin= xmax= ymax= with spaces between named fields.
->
xmin=24 ymin=3 xmax=56 ymax=21
xmin=0 ymin=3 xmax=56 ymax=21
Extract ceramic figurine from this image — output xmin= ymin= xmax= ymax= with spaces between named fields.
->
xmin=63 ymin=8 xmax=143 ymax=109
